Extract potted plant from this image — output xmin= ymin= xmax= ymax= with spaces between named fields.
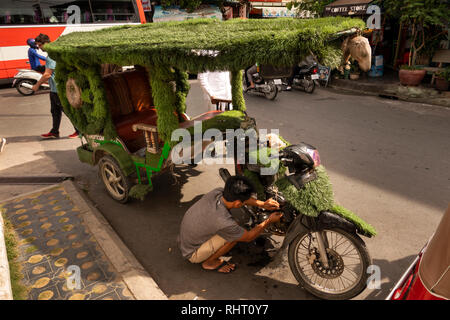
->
xmin=399 ymin=64 xmax=426 ymax=86
xmin=382 ymin=0 xmax=449 ymax=86
xmin=435 ymin=67 xmax=450 ymax=91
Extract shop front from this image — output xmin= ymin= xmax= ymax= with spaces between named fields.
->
xmin=249 ymin=0 xmax=304 ymax=19
xmin=324 ymin=0 xmax=389 ymax=79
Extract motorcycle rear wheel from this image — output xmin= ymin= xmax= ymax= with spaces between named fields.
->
xmin=288 ymin=228 xmax=371 ymax=300
xmin=16 ymin=79 xmax=36 ymax=96
xmin=304 ymin=80 xmax=315 ymax=94
xmin=264 ymin=83 xmax=278 ymax=100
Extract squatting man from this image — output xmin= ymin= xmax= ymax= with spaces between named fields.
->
xmin=178 ymin=176 xmax=282 ymax=273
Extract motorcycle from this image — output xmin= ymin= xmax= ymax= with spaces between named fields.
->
xmin=288 ymin=61 xmax=320 ymax=94
xmin=243 ymin=65 xmax=290 ymax=101
xmin=12 ymin=68 xmax=50 ymax=96
xmin=220 ymin=135 xmax=375 ymax=300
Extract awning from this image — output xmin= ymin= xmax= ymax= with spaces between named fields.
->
xmin=324 ymin=0 xmax=373 ymax=17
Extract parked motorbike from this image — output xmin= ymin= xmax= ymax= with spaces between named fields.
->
xmin=220 ymin=138 xmax=374 ymax=300
xmin=243 ymin=65 xmax=287 ymax=100
xmin=12 ymin=69 xmax=49 ymax=96
xmin=289 ymin=62 xmax=319 ymax=94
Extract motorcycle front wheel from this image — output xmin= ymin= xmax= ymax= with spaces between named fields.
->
xmin=16 ymin=79 xmax=36 ymax=96
xmin=288 ymin=228 xmax=371 ymax=300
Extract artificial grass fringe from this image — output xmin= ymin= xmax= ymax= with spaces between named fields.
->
xmin=274 ymin=165 xmax=377 ymax=237
xmin=243 ymin=169 xmax=265 ymax=201
xmin=186 ymin=110 xmax=246 ymax=136
xmin=331 ymin=204 xmax=377 ymax=237
xmin=275 ymin=165 xmax=334 ymax=217
xmin=129 ymin=184 xmax=154 ymax=201
xmin=47 ymin=17 xmax=364 ymax=140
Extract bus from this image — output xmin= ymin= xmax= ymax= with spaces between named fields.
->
xmin=0 ymin=0 xmax=148 ymax=84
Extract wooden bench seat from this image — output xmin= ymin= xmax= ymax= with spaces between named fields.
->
xmin=423 ymin=49 xmax=450 ymax=84
xmin=103 ymin=66 xmax=227 ymax=155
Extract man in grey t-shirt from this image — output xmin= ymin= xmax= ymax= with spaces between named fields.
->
xmin=32 ymin=33 xmax=78 ymax=139
xmin=178 ymin=176 xmax=283 ymax=273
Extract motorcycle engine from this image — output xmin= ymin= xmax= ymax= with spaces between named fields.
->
xmin=252 ymin=188 xmax=297 ymax=235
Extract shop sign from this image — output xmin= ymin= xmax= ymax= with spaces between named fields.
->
xmin=324 ymin=4 xmax=369 ymax=16
xmin=141 ymin=0 xmax=152 ymax=12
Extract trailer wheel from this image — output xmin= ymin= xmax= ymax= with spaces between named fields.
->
xmin=98 ymin=155 xmax=131 ymax=203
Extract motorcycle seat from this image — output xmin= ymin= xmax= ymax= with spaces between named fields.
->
xmin=298 ymin=68 xmax=311 ymax=74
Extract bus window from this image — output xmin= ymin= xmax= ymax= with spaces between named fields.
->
xmin=39 ymin=1 xmax=93 ymax=24
xmin=90 ymin=0 xmax=138 ymax=23
xmin=0 ymin=1 xmax=139 ymax=25
xmin=0 ymin=1 xmax=42 ymax=25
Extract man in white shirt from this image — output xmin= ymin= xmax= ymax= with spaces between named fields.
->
xmin=198 ymin=71 xmax=233 ymax=111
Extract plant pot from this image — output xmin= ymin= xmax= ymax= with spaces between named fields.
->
xmin=399 ymin=69 xmax=426 ymax=86
xmin=435 ymin=77 xmax=449 ymax=91
xmin=350 ymin=73 xmax=360 ymax=80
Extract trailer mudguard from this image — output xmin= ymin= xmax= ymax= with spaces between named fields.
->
xmin=93 ymin=142 xmax=135 ymax=177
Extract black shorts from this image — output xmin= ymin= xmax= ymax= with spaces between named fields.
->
xmin=33 ymin=65 xmax=45 ymax=73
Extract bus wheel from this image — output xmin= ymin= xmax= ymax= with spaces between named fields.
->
xmin=98 ymin=155 xmax=131 ymax=203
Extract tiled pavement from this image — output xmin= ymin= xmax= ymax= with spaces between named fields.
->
xmin=1 ymin=185 xmax=134 ymax=300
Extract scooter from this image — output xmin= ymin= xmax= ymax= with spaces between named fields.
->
xmin=12 ymin=68 xmax=50 ymax=96
xmin=243 ymin=65 xmax=283 ymax=101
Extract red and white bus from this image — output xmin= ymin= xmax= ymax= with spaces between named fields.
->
xmin=0 ymin=0 xmax=149 ymax=84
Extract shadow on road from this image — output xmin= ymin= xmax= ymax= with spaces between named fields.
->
xmin=365 ymin=255 xmax=417 ymax=300
xmin=78 ymin=161 xmax=317 ymax=300
xmin=245 ymin=89 xmax=450 ymax=212
xmin=3 ymin=135 xmax=46 ymax=144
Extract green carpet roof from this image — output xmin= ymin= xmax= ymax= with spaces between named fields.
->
xmin=47 ymin=17 xmax=365 ymax=72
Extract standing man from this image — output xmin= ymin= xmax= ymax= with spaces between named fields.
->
xmin=198 ymin=71 xmax=233 ymax=111
xmin=0 ymin=137 xmax=5 ymax=153
xmin=32 ymin=33 xmax=78 ymax=139
xmin=178 ymin=176 xmax=283 ymax=273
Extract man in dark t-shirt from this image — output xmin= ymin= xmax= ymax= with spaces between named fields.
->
xmin=178 ymin=176 xmax=282 ymax=273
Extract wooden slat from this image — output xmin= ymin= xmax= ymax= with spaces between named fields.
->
xmin=432 ymin=50 xmax=450 ymax=63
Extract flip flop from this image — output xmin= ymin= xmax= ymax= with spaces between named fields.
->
xmin=203 ymin=260 xmax=237 ymax=274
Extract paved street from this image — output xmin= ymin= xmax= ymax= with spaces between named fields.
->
xmin=1 ymin=83 xmax=449 ymax=300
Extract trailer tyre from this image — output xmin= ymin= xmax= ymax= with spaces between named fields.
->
xmin=98 ymin=155 xmax=131 ymax=203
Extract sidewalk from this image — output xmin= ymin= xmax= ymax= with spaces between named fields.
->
xmin=327 ymin=70 xmax=450 ymax=108
xmin=0 ymin=181 xmax=167 ymax=300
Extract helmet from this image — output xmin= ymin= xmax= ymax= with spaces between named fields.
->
xmin=280 ymin=143 xmax=321 ymax=174
xmin=27 ymin=38 xmax=37 ymax=48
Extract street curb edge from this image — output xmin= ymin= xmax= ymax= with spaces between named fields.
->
xmin=0 ymin=214 xmax=13 ymax=300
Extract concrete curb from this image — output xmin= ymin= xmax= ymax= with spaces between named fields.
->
xmin=0 ymin=175 xmax=74 ymax=185
xmin=61 ymin=180 xmax=168 ymax=300
xmin=0 ymin=214 xmax=13 ymax=300
xmin=328 ymin=79 xmax=450 ymax=108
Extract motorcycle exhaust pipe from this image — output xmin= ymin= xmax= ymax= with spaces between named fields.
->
xmin=20 ymin=82 xmax=33 ymax=89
